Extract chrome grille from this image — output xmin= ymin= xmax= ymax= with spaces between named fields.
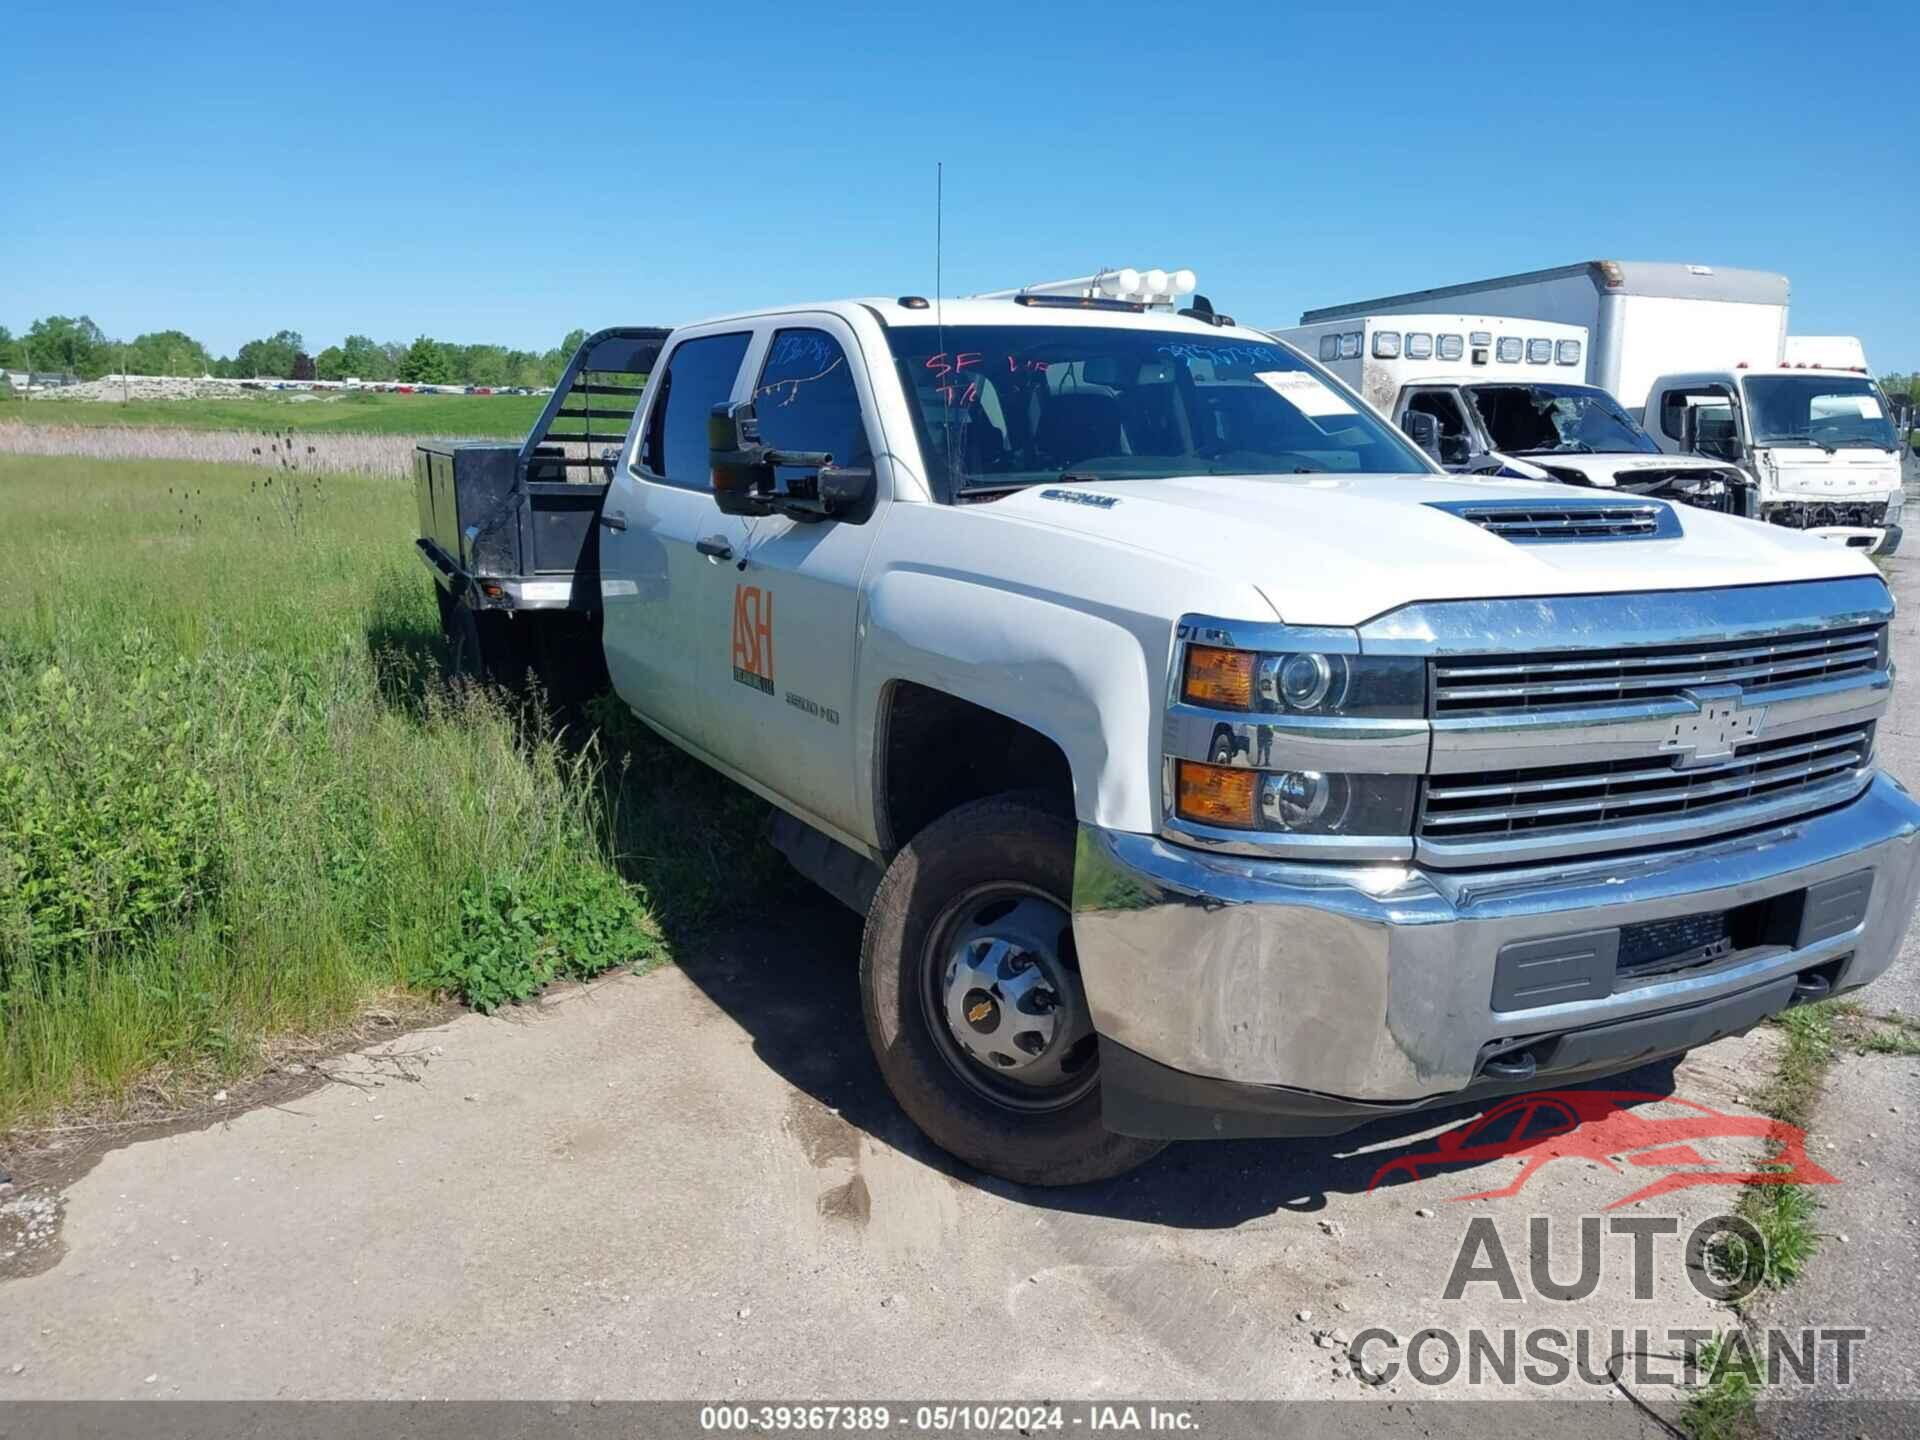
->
xmin=1432 ymin=623 xmax=1886 ymax=713
xmin=1419 ymin=723 xmax=1873 ymax=843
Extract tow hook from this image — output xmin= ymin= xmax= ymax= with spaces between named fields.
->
xmin=1481 ymin=1048 xmax=1538 ymax=1082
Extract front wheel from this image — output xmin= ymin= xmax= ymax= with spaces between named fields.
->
xmin=859 ymin=795 xmax=1166 ymax=1186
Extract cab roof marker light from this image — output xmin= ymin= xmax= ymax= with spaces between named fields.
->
xmin=1339 ymin=332 xmax=1362 ymax=359
xmin=1526 ymin=338 xmax=1553 ymax=364
xmin=1372 ymin=331 xmax=1401 ymax=359
xmin=1496 ymin=337 xmax=1524 ymax=364
xmin=976 ymin=265 xmax=1199 ymax=310
xmin=1405 ymin=333 xmax=1433 ymax=360
xmin=1555 ymin=340 xmax=1581 ymax=366
xmin=1437 ymin=334 xmax=1464 ymax=360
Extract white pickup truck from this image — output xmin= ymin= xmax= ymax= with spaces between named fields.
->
xmin=415 ymin=293 xmax=1920 ymax=1186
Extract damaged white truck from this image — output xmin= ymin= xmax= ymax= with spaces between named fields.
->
xmin=1297 ymin=260 xmax=1905 ymax=553
xmin=416 ymin=277 xmax=1920 ymax=1185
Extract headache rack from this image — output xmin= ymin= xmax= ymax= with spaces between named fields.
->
xmin=414 ymin=326 xmax=668 ymax=613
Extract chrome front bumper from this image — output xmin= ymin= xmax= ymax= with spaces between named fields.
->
xmin=1073 ymin=774 xmax=1920 ymax=1105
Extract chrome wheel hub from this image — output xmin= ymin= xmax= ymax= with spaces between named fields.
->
xmin=930 ymin=888 xmax=1097 ymax=1107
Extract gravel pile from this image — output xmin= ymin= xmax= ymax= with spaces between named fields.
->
xmin=27 ymin=375 xmax=263 ymax=403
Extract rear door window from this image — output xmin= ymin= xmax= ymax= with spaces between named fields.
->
xmin=639 ymin=331 xmax=752 ymax=488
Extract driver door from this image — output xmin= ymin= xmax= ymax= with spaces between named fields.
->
xmin=691 ymin=314 xmax=891 ymax=843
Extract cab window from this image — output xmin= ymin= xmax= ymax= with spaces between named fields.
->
xmin=639 ymin=331 xmax=752 ymax=488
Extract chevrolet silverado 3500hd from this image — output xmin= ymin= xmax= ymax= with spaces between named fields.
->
xmin=416 ymin=290 xmax=1920 ymax=1186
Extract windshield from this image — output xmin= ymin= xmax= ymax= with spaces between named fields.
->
xmin=1463 ymin=383 xmax=1659 ymax=455
xmin=1743 ymin=375 xmax=1899 ymax=450
xmin=883 ymin=324 xmax=1429 ymax=497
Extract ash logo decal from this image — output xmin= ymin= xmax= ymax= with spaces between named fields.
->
xmin=731 ymin=584 xmax=774 ymax=694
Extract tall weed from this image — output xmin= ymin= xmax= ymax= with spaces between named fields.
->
xmin=0 ymin=454 xmax=665 ymax=1126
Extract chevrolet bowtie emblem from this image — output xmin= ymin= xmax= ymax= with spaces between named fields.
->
xmin=1661 ymin=686 xmax=1767 ymax=768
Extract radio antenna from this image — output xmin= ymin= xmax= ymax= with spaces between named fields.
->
xmin=936 ymin=160 xmax=950 ymax=493
xmin=935 ymin=161 xmax=945 ymax=359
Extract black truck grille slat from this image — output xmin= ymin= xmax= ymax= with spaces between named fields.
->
xmin=1433 ymin=623 xmax=1885 ymax=713
xmin=1419 ymin=723 xmax=1874 ymax=843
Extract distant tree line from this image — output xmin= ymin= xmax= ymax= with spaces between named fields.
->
xmin=0 ymin=316 xmax=590 ymax=388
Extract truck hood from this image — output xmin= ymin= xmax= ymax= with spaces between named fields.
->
xmin=1760 ymin=448 xmax=1901 ymax=503
xmin=1495 ymin=452 xmax=1741 ymax=490
xmin=992 ymin=472 xmax=1878 ymax=628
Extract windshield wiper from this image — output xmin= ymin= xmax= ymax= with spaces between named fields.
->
xmin=1759 ymin=435 xmax=1833 ymax=452
xmin=1514 ymin=443 xmax=1595 ymax=455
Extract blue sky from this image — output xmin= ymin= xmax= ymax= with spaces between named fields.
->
xmin=5 ymin=1 xmax=1916 ymax=367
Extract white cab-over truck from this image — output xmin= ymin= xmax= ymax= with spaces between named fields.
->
xmin=1300 ymin=260 xmax=1904 ymax=553
xmin=1273 ymin=313 xmax=1745 ymax=513
xmin=415 ymin=287 xmax=1920 ymax=1186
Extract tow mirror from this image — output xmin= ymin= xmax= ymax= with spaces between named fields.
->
xmin=709 ymin=402 xmax=775 ymax=516
xmin=707 ymin=400 xmax=873 ymax=521
xmin=1402 ymin=411 xmax=1446 ymax=466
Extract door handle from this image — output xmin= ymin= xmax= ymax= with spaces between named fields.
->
xmin=599 ymin=509 xmax=628 ymax=531
xmin=696 ymin=535 xmax=733 ymax=560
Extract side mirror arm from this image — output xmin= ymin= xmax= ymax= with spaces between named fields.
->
xmin=708 ymin=401 xmax=871 ymax=520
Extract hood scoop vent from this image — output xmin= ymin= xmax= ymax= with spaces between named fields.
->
xmin=1428 ymin=497 xmax=1683 ymax=544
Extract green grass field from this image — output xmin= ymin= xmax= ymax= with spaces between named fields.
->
xmin=1 ymin=387 xmax=544 ymax=436
xmin=0 ymin=453 xmax=771 ymax=1131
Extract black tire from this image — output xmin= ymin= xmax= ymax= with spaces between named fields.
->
xmin=859 ymin=795 xmax=1167 ymax=1186
xmin=437 ymin=587 xmax=487 ymax=686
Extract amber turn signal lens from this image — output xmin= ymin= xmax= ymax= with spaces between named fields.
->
xmin=1175 ymin=760 xmax=1258 ymax=829
xmin=1183 ymin=645 xmax=1254 ymax=709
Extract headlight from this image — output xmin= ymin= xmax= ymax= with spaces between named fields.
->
xmin=1182 ymin=645 xmax=1423 ymax=718
xmin=1172 ymin=760 xmax=1418 ymax=836
xmin=1261 ymin=771 xmax=1418 ymax=835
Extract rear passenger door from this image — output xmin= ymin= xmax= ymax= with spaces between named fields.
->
xmin=600 ymin=327 xmax=753 ymax=747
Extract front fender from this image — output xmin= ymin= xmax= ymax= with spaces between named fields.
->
xmin=858 ymin=567 xmax=1163 ymax=835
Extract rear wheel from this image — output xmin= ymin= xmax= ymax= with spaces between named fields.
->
xmin=436 ymin=587 xmax=487 ymax=685
xmin=859 ymin=795 xmax=1166 ymax=1186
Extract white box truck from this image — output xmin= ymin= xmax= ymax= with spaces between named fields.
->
xmin=1299 ymin=261 xmax=1903 ymax=553
xmin=1273 ymin=312 xmax=1745 ymax=513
